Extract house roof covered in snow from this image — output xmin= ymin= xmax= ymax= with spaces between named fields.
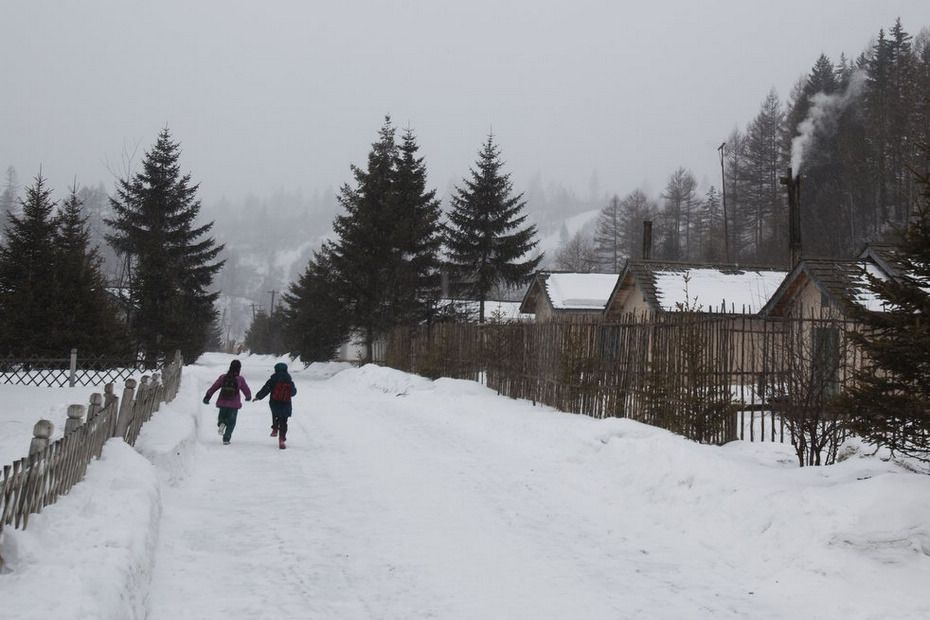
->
xmin=519 ymin=272 xmax=620 ymax=315
xmin=760 ymin=258 xmax=894 ymax=316
xmin=606 ymin=260 xmax=788 ymax=316
xmin=439 ymin=299 xmax=534 ymax=323
xmin=858 ymin=243 xmax=905 ymax=278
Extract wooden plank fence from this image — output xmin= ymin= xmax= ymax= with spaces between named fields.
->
xmin=383 ymin=312 xmax=862 ymax=451
xmin=0 ymin=351 xmax=183 ymax=547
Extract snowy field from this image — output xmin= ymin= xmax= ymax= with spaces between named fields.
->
xmin=2 ymin=352 xmax=930 ymax=619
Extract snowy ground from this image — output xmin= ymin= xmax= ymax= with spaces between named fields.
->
xmin=2 ymin=353 xmax=930 ymax=619
xmin=0 ymin=383 xmax=105 ymax=465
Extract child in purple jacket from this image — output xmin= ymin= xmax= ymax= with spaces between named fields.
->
xmin=203 ymin=359 xmax=252 ymax=445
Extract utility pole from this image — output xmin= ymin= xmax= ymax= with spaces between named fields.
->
xmin=718 ymin=142 xmax=731 ymax=263
xmin=268 ymin=290 xmax=277 ymax=313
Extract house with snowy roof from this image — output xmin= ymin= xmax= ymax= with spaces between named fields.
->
xmin=760 ymin=245 xmax=907 ymax=318
xmin=519 ymin=272 xmax=620 ymax=321
xmin=603 ymin=260 xmax=788 ymax=319
xmin=437 ymin=298 xmax=534 ymax=323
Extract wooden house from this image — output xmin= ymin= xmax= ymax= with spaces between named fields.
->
xmin=603 ymin=260 xmax=787 ymax=319
xmin=519 ymin=272 xmax=620 ymax=322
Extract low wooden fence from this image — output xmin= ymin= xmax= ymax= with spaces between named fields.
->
xmin=384 ymin=312 xmax=861 ymax=447
xmin=0 ymin=351 xmax=183 ymax=544
xmin=0 ymin=349 xmax=156 ymax=388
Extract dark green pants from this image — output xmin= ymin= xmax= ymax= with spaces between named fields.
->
xmin=217 ymin=407 xmax=238 ymax=442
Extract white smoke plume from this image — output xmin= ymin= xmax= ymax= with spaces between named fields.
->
xmin=790 ymin=70 xmax=867 ymax=173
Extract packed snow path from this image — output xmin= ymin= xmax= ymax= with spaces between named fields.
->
xmin=145 ymin=355 xmax=930 ymax=620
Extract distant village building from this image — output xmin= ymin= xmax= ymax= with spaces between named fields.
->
xmin=519 ymin=272 xmax=620 ymax=321
xmin=761 ymin=245 xmax=903 ymax=318
xmin=439 ymin=299 xmax=534 ymax=323
xmin=603 ymin=261 xmax=787 ymax=319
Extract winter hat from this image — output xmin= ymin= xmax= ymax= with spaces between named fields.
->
xmin=274 ymin=362 xmax=287 ymax=373
xmin=228 ymin=359 xmax=242 ymax=375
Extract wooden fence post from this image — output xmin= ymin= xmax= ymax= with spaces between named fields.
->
xmin=64 ymin=405 xmax=85 ymax=434
xmin=114 ymin=378 xmax=137 ymax=439
xmin=87 ymin=393 xmax=103 ymax=422
xmin=29 ymin=420 xmax=54 ymax=456
xmin=68 ymin=348 xmax=78 ymax=387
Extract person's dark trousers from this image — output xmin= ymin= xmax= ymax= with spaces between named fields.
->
xmin=273 ymin=413 xmax=288 ymax=441
xmin=218 ymin=407 xmax=238 ymax=442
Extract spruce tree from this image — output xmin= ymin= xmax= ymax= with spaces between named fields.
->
xmin=845 ymin=155 xmax=930 ymax=463
xmin=0 ymin=174 xmax=62 ymax=354
xmin=54 ymin=186 xmax=129 ymax=355
xmin=282 ymin=245 xmax=349 ymax=363
xmin=444 ymin=135 xmax=542 ymax=322
xmin=330 ymin=117 xmax=398 ymax=360
xmin=0 ymin=166 xmax=18 ymax=238
xmin=326 ymin=119 xmax=443 ymax=360
xmin=244 ymin=307 xmax=286 ymax=355
xmin=106 ymin=128 xmax=224 ymax=364
xmin=391 ymin=128 xmax=443 ymax=323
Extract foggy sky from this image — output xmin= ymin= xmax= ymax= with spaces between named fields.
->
xmin=2 ymin=0 xmax=927 ymax=206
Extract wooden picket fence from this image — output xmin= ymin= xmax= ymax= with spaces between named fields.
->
xmin=0 ymin=351 xmax=183 ymax=541
xmin=383 ymin=312 xmax=862 ymax=447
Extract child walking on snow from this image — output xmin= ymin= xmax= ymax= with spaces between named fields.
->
xmin=254 ymin=362 xmax=297 ymax=450
xmin=203 ymin=359 xmax=252 ymax=445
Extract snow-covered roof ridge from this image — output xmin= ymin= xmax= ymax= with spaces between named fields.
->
xmin=544 ymin=272 xmax=620 ymax=310
xmin=649 ymin=265 xmax=787 ymax=314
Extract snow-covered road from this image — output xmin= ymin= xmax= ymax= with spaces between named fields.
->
xmin=142 ymin=354 xmax=930 ymax=619
xmin=4 ymin=353 xmax=930 ymax=619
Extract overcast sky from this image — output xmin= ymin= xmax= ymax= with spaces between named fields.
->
xmin=2 ymin=0 xmax=927 ymax=206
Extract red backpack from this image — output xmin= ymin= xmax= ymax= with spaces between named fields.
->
xmin=271 ymin=380 xmax=292 ymax=402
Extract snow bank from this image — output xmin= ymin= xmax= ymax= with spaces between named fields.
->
xmin=134 ymin=375 xmax=204 ymax=485
xmin=302 ymin=361 xmax=354 ymax=380
xmin=0 ymin=441 xmax=160 ymax=620
xmin=327 ymin=363 xmax=435 ymax=396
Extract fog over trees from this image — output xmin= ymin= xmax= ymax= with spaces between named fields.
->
xmin=0 ymin=12 xmax=927 ymax=354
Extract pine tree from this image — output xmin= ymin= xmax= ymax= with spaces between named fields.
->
xmin=282 ymin=245 xmax=349 ymax=363
xmin=444 ymin=135 xmax=542 ymax=322
xmin=845 ymin=153 xmax=930 ymax=463
xmin=390 ymin=128 xmax=443 ymax=324
xmin=244 ymin=308 xmax=286 ymax=355
xmin=698 ymin=186 xmax=725 ymax=262
xmin=0 ymin=174 xmax=62 ymax=354
xmin=106 ymin=128 xmax=224 ymax=364
xmin=330 ymin=117 xmax=398 ymax=360
xmin=554 ymin=230 xmax=598 ymax=272
xmin=594 ymin=195 xmax=623 ymax=271
xmin=617 ymin=189 xmax=655 ymax=262
xmin=742 ymin=89 xmax=786 ymax=263
xmin=657 ymin=167 xmax=696 ymax=260
xmin=0 ymin=166 xmax=18 ymax=238
xmin=54 ymin=185 xmax=129 ymax=355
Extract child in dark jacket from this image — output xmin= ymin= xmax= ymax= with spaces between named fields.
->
xmin=203 ymin=359 xmax=252 ymax=445
xmin=254 ymin=362 xmax=297 ymax=449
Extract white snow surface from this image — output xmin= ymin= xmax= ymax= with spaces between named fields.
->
xmin=0 ymin=381 xmax=140 ymax=465
xmin=653 ymin=267 xmax=787 ymax=313
xmin=545 ymin=272 xmax=619 ymax=310
xmin=2 ymin=353 xmax=930 ymax=619
xmin=852 ymin=261 xmax=890 ymax=312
